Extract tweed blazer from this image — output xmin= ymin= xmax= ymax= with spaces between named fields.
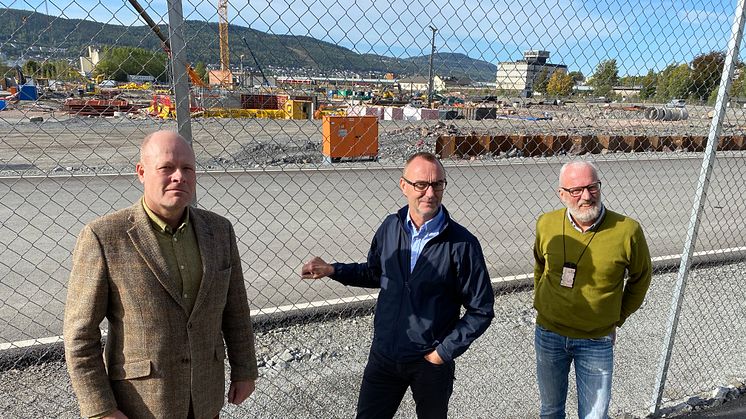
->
xmin=64 ymin=201 xmax=258 ymax=419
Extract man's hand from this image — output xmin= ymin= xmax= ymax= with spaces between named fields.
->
xmin=301 ymin=257 xmax=334 ymax=279
xmin=102 ymin=410 xmax=128 ymax=419
xmin=228 ymin=379 xmax=256 ymax=405
xmin=424 ymin=350 xmax=444 ymax=365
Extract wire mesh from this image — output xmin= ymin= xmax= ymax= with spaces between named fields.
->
xmin=1 ymin=0 xmax=745 ymax=417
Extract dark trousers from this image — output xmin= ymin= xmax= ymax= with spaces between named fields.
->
xmin=356 ymin=349 xmax=455 ymax=419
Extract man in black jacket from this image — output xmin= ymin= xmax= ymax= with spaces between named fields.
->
xmin=302 ymin=152 xmax=495 ymax=419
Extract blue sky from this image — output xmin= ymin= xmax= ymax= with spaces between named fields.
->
xmin=2 ymin=0 xmax=740 ymax=76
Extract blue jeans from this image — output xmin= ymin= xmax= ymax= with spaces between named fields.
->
xmin=535 ymin=325 xmax=614 ymax=419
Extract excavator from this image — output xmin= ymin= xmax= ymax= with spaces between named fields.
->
xmin=126 ymin=0 xmax=208 ymax=88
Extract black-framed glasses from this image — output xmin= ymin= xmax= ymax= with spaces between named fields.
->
xmin=560 ymin=181 xmax=602 ymax=197
xmin=402 ymin=177 xmax=447 ymax=192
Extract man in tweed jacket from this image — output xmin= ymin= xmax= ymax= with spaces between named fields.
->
xmin=64 ymin=130 xmax=258 ymax=418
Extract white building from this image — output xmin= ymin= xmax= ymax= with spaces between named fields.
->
xmin=398 ymin=75 xmax=446 ymax=94
xmin=79 ymin=46 xmax=101 ymax=77
xmin=495 ymin=50 xmax=567 ymax=97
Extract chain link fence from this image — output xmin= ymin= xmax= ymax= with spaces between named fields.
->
xmin=1 ymin=0 xmax=746 ymax=417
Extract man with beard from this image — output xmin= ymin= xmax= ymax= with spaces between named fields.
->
xmin=532 ymin=161 xmax=652 ymax=419
xmin=301 ymin=152 xmax=494 ymax=419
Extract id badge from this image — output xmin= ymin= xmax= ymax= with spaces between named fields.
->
xmin=561 ymin=263 xmax=576 ymax=288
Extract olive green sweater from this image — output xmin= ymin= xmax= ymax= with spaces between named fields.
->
xmin=533 ymin=208 xmax=652 ymax=338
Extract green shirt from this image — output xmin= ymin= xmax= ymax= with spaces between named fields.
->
xmin=90 ymin=201 xmax=204 ymax=419
xmin=533 ymin=208 xmax=652 ymax=338
xmin=142 ymin=198 xmax=203 ymax=314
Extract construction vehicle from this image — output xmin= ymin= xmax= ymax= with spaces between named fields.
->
xmin=126 ymin=0 xmax=208 ymax=88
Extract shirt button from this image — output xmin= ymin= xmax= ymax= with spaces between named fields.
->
xmin=180 ymin=265 xmax=185 ymax=270
xmin=183 ymin=293 xmax=188 ymax=298
xmin=173 ymin=237 xmax=178 ymax=242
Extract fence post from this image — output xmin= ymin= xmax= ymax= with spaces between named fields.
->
xmin=166 ymin=0 xmax=193 ymax=143
xmin=650 ymin=0 xmax=746 ymax=414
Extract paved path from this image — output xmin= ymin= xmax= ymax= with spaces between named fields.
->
xmin=2 ymin=155 xmax=746 ymax=343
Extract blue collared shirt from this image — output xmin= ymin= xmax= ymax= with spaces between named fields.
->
xmin=567 ymin=204 xmax=606 ymax=233
xmin=406 ymin=207 xmax=446 ymax=272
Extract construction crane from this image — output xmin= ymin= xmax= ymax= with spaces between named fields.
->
xmin=241 ymin=36 xmax=270 ymax=86
xmin=218 ymin=0 xmax=230 ymax=73
xmin=126 ymin=0 xmax=208 ymax=88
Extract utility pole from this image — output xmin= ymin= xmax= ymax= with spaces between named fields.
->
xmin=427 ymin=25 xmax=437 ymax=108
xmin=240 ymin=54 xmax=244 ymax=88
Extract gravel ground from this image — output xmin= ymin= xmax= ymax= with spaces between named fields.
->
xmin=2 ymin=101 xmax=746 ymax=177
xmin=2 ymin=262 xmax=745 ymax=419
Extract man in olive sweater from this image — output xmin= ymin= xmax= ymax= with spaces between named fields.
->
xmin=533 ymin=161 xmax=652 ymax=419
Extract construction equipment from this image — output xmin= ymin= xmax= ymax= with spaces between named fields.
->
xmin=218 ymin=0 xmax=229 ymax=72
xmin=241 ymin=36 xmax=270 ymax=86
xmin=126 ymin=0 xmax=208 ymax=88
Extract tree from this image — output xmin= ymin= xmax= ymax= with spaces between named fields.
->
xmin=655 ymin=63 xmax=691 ymax=101
xmin=533 ymin=69 xmax=550 ymax=94
xmin=22 ymin=60 xmax=41 ymax=77
xmin=94 ymin=46 xmax=169 ymax=82
xmin=568 ymin=71 xmax=584 ymax=84
xmin=546 ymin=70 xmax=574 ymax=97
xmin=730 ymin=62 xmax=746 ymax=101
xmin=194 ymin=61 xmax=208 ymax=83
xmin=690 ymin=51 xmax=725 ymax=102
xmin=38 ymin=60 xmax=82 ymax=81
xmin=589 ymin=59 xmax=619 ymax=97
xmin=639 ymin=69 xmax=657 ymax=100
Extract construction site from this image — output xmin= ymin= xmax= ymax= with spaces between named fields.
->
xmin=3 ymin=0 xmax=746 ymax=171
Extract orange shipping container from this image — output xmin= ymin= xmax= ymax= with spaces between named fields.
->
xmin=322 ymin=115 xmax=378 ymax=160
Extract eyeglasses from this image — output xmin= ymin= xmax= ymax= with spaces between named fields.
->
xmin=560 ymin=181 xmax=602 ymax=197
xmin=402 ymin=177 xmax=447 ymax=192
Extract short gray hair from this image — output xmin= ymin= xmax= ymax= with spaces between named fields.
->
xmin=558 ymin=161 xmax=599 ymax=186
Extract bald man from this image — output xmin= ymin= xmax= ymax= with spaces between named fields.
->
xmin=64 ymin=130 xmax=257 ymax=418
xmin=302 ymin=151 xmax=494 ymax=419
xmin=533 ymin=161 xmax=652 ymax=418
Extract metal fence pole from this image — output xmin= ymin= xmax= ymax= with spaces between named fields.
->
xmin=166 ymin=0 xmax=193 ymax=143
xmin=650 ymin=0 xmax=746 ymax=414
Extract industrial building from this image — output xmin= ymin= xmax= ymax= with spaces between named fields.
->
xmin=495 ymin=50 xmax=567 ymax=97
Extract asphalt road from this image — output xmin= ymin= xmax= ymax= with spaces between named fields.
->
xmin=2 ymin=155 xmax=746 ymax=343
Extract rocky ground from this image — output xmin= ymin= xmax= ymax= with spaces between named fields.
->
xmin=1 ymin=262 xmax=745 ymax=418
xmin=1 ymin=100 xmax=746 ymax=176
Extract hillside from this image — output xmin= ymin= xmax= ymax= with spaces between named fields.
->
xmin=0 ymin=8 xmax=497 ymax=81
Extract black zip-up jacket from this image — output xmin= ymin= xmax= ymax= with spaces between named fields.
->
xmin=331 ymin=205 xmax=495 ymax=362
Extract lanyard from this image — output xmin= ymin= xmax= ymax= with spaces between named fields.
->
xmin=562 ymin=209 xmax=599 ymax=266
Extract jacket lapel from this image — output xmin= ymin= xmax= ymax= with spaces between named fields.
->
xmin=127 ymin=202 xmax=189 ymax=313
xmin=189 ymin=209 xmax=217 ymax=317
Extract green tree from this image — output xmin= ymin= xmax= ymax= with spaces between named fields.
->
xmin=730 ymin=62 xmax=746 ymax=100
xmin=0 ymin=63 xmax=12 ymax=80
xmin=22 ymin=60 xmax=41 ymax=77
xmin=533 ymin=69 xmax=550 ymax=94
xmin=546 ymin=70 xmax=574 ymax=97
xmin=94 ymin=46 xmax=168 ymax=82
xmin=690 ymin=51 xmax=724 ymax=102
xmin=194 ymin=61 xmax=208 ymax=83
xmin=655 ymin=63 xmax=691 ymax=101
xmin=589 ymin=59 xmax=619 ymax=97
xmin=38 ymin=60 xmax=81 ymax=81
xmin=568 ymin=71 xmax=584 ymax=84
xmin=639 ymin=69 xmax=657 ymax=100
